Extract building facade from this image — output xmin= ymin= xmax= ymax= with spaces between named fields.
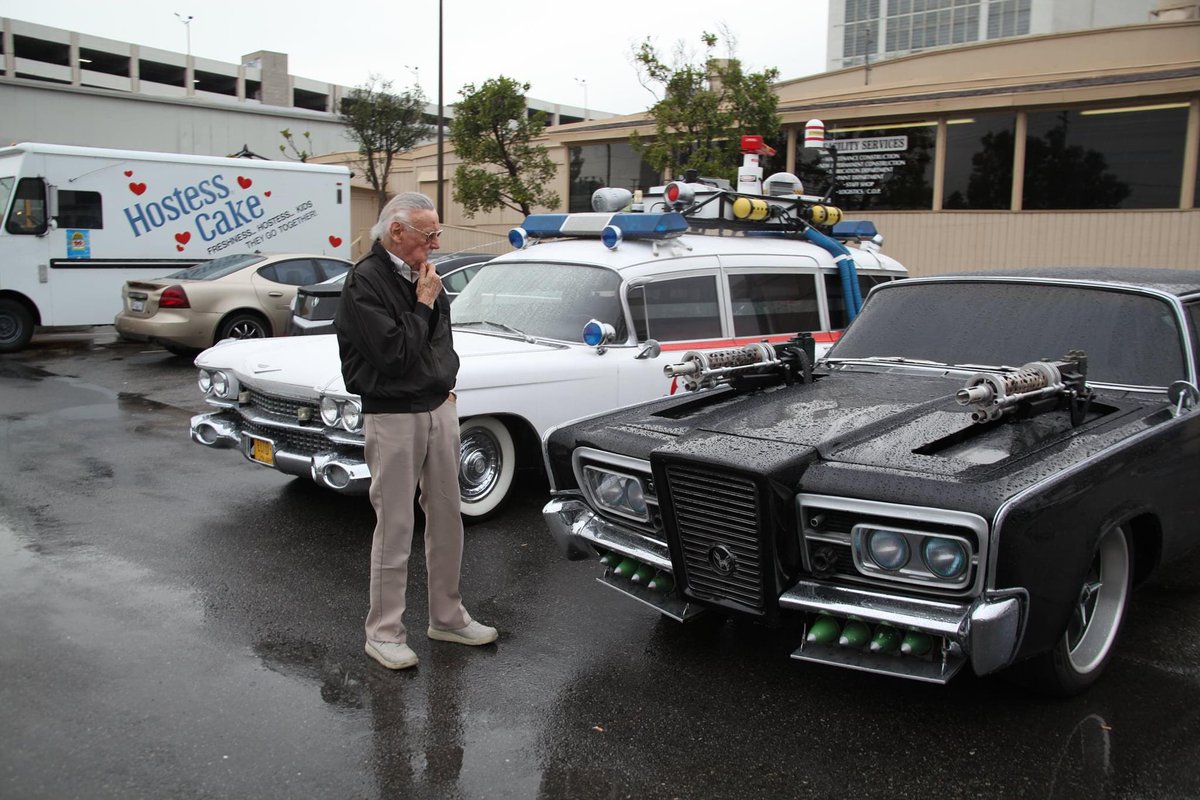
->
xmin=826 ymin=0 xmax=1165 ymax=71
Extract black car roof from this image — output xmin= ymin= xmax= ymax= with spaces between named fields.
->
xmin=922 ymin=267 xmax=1200 ymax=298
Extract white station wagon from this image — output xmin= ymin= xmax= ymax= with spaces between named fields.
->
xmin=190 ymin=186 xmax=907 ymax=520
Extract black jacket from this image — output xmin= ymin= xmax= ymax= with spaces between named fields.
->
xmin=334 ymin=241 xmax=459 ymax=413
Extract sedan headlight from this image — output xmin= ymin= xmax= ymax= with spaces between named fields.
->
xmin=923 ymin=537 xmax=968 ymax=579
xmin=319 ymin=395 xmax=364 ymax=432
xmin=582 ymin=465 xmax=649 ymax=522
xmin=852 ymin=524 xmax=974 ymax=589
xmin=197 ymin=368 xmax=237 ymax=399
xmin=320 ymin=395 xmax=341 ymax=426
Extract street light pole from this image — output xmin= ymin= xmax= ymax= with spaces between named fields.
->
xmin=436 ymin=0 xmax=444 ymax=220
xmin=174 ymin=13 xmax=193 ymax=57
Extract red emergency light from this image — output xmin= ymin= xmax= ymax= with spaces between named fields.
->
xmin=740 ymin=135 xmax=776 ymax=156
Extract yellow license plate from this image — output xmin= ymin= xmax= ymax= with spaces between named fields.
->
xmin=248 ymin=436 xmax=275 ymax=466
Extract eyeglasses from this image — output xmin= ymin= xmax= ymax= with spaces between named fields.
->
xmin=398 ymin=220 xmax=443 ymax=242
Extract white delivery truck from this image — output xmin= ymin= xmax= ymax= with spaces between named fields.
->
xmin=0 ymin=142 xmax=351 ymax=352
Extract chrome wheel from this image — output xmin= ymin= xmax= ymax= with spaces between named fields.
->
xmin=1065 ymin=525 xmax=1130 ymax=675
xmin=457 ymin=416 xmax=516 ymax=520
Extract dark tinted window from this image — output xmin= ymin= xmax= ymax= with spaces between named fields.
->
xmin=57 ymin=190 xmax=103 ymax=229
xmin=317 ymin=259 xmax=350 ymax=280
xmin=444 ymin=265 xmax=482 ymax=294
xmin=943 ymin=113 xmax=1016 ymax=210
xmin=729 ymin=273 xmax=820 ymax=336
xmin=260 ymin=259 xmax=322 ymax=286
xmin=1023 ymin=106 xmax=1188 ymax=210
xmin=627 ymin=276 xmax=722 ymax=342
xmin=796 ymin=124 xmax=936 ymax=211
xmin=831 ymin=281 xmax=1188 ymax=387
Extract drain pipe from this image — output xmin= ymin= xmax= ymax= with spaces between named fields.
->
xmin=803 ymin=226 xmax=863 ymax=320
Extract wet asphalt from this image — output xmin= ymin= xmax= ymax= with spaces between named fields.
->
xmin=2 ymin=329 xmax=1200 ymax=800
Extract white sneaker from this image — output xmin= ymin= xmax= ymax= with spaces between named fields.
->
xmin=365 ymin=640 xmax=419 ymax=669
xmin=427 ymin=620 xmax=498 ymax=646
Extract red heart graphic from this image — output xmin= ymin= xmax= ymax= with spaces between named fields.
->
xmin=124 ymin=170 xmax=133 ymax=177
xmin=264 ymin=191 xmax=271 ymax=197
xmin=237 ymin=176 xmax=252 ymax=189
xmin=175 ymin=232 xmax=191 ymax=245
xmin=129 ymin=182 xmax=147 ymax=195
xmin=176 ymin=245 xmax=184 ymax=252
xmin=328 ymin=235 xmax=343 ymax=248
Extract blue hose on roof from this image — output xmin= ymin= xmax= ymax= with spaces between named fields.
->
xmin=803 ymin=226 xmax=863 ymax=320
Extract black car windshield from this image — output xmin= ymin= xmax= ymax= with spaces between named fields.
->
xmin=451 ymin=261 xmax=623 ymax=342
xmin=169 ymin=253 xmax=266 ymax=280
xmin=829 ymin=280 xmax=1188 ymax=388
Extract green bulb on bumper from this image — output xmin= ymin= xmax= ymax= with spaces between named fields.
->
xmin=807 ymin=615 xmax=840 ymax=644
xmin=900 ymin=631 xmax=934 ymax=656
xmin=869 ymin=625 xmax=902 ymax=653
xmin=839 ymin=620 xmax=871 ymax=648
xmin=647 ymin=571 xmax=674 ymax=592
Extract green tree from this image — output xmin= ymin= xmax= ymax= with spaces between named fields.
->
xmin=339 ymin=77 xmax=431 ymax=211
xmin=632 ymin=30 xmax=781 ymax=179
xmin=449 ymin=76 xmax=559 ymax=217
xmin=278 ymin=128 xmax=311 ymax=162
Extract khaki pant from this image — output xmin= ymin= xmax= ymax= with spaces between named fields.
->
xmin=363 ymin=400 xmax=470 ymax=644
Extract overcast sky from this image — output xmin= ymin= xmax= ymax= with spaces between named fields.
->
xmin=1 ymin=0 xmax=831 ymax=115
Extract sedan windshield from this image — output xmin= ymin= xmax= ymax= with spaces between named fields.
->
xmin=830 ymin=280 xmax=1188 ymax=388
xmin=169 ymin=253 xmax=265 ymax=281
xmin=451 ymin=261 xmax=623 ymax=342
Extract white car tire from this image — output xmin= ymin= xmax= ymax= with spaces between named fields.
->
xmin=458 ymin=416 xmax=516 ymax=522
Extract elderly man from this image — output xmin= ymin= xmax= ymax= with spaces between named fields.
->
xmin=335 ymin=192 xmax=497 ymax=670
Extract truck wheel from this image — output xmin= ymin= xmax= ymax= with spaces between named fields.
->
xmin=1023 ymin=524 xmax=1132 ymax=696
xmin=216 ymin=312 xmax=270 ymax=343
xmin=0 ymin=298 xmax=35 ymax=353
xmin=458 ymin=416 xmax=515 ymax=522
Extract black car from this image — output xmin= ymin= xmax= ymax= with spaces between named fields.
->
xmin=288 ymin=253 xmax=493 ymax=335
xmin=542 ymin=268 xmax=1200 ymax=695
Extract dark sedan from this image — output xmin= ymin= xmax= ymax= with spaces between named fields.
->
xmin=542 ymin=268 xmax=1200 ymax=696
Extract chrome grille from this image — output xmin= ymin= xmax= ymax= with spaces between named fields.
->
xmin=248 ymin=388 xmax=316 ymax=420
xmin=243 ymin=420 xmax=328 ymax=457
xmin=665 ymin=464 xmax=763 ymax=610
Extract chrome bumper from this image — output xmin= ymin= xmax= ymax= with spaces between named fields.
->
xmin=190 ymin=411 xmax=370 ymax=495
xmin=779 ymin=582 xmax=1025 ymax=682
xmin=543 ymin=497 xmax=670 ymax=569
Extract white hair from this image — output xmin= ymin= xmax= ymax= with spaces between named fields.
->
xmin=370 ymin=192 xmax=436 ymax=241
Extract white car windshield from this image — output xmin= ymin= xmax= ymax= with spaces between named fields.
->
xmin=451 ymin=261 xmax=624 ymax=342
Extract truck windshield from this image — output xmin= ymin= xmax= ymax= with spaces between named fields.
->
xmin=0 ymin=177 xmax=13 ymax=218
xmin=829 ymin=280 xmax=1188 ymax=388
xmin=451 ymin=261 xmax=624 ymax=342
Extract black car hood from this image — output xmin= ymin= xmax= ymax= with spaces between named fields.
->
xmin=632 ymin=366 xmax=1139 ymax=480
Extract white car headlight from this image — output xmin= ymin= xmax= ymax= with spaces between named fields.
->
xmin=852 ymin=524 xmax=974 ymax=589
xmin=320 ymin=396 xmax=341 ymax=427
xmin=865 ymin=528 xmax=909 ymax=571
xmin=341 ymin=399 xmax=363 ymax=432
xmin=197 ymin=369 xmax=212 ymax=394
xmin=923 ymin=537 xmax=968 ymax=579
xmin=583 ymin=465 xmax=650 ymax=522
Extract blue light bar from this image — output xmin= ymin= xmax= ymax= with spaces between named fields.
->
xmin=831 ymin=220 xmax=879 ymax=240
xmin=508 ymin=212 xmax=688 ymax=247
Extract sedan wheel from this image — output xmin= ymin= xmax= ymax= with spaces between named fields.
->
xmin=217 ymin=313 xmax=269 ymax=342
xmin=1022 ymin=524 xmax=1132 ymax=696
xmin=458 ymin=416 xmax=515 ymax=522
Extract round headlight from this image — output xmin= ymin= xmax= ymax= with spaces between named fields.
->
xmin=595 ymin=473 xmax=626 ymax=505
xmin=867 ymin=530 xmax=909 ymax=571
xmin=624 ymin=479 xmax=647 ymax=515
xmin=211 ymin=370 xmax=229 ymax=398
xmin=197 ymin=369 xmax=212 ymax=394
xmin=923 ymin=538 xmax=968 ymax=579
xmin=320 ymin=396 xmax=341 ymax=427
xmin=342 ymin=400 xmax=363 ymax=432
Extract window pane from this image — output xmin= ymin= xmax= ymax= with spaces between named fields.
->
xmin=943 ymin=113 xmax=1015 ymax=209
xmin=797 ymin=124 xmax=936 ymax=210
xmin=826 ymin=274 xmax=895 ymax=329
xmin=5 ymin=178 xmax=47 ymax=234
xmin=628 ymin=275 xmax=722 ymax=342
xmin=1023 ymin=106 xmax=1188 ymax=209
xmin=568 ymin=143 xmax=661 ymax=213
xmin=729 ymin=273 xmax=820 ymax=336
xmin=57 ymin=190 xmax=104 ymax=229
